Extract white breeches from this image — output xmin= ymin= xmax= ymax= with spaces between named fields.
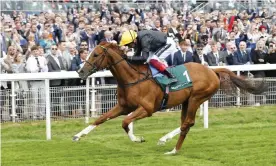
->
xmin=146 ymin=37 xmax=178 ymax=66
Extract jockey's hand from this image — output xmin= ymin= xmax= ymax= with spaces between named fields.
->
xmin=111 ymin=40 xmax=117 ymax=44
xmin=120 ymin=46 xmax=128 ymax=52
xmin=126 ymin=50 xmax=134 ymax=56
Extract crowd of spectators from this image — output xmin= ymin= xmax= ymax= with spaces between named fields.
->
xmin=0 ymin=1 xmax=276 ymax=120
xmin=1 ymin=2 xmax=275 ymax=82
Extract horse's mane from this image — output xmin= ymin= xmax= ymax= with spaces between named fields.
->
xmin=98 ymin=42 xmax=149 ymax=72
xmin=98 ymin=41 xmax=124 ymax=56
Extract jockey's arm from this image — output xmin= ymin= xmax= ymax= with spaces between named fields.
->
xmin=127 ymin=51 xmax=149 ymax=64
xmin=127 ymin=36 xmax=150 ymax=63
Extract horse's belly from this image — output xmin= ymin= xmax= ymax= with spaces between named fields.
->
xmin=167 ymin=88 xmax=191 ymax=107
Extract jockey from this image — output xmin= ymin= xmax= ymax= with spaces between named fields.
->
xmin=119 ymin=30 xmax=178 ymax=83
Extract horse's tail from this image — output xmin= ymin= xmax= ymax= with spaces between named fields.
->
xmin=212 ymin=68 xmax=267 ymax=95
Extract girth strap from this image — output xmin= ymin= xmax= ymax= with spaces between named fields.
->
xmin=160 ymin=86 xmax=170 ymax=110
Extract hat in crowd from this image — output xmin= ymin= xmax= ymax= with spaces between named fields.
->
xmin=259 ymin=25 xmax=267 ymax=31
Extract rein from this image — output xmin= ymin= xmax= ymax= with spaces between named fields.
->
xmin=86 ymin=45 xmax=152 ymax=88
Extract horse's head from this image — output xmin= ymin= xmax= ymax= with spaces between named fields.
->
xmin=78 ymin=42 xmax=125 ymax=80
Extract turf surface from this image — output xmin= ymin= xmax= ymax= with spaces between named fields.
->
xmin=2 ymin=106 xmax=276 ymax=166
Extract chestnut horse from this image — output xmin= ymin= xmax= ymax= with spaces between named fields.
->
xmin=73 ymin=42 xmax=265 ymax=154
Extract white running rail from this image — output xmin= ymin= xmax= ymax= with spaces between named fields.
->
xmin=0 ymin=64 xmax=276 ymax=140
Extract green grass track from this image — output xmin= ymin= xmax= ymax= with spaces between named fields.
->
xmin=2 ymin=106 xmax=276 ymax=166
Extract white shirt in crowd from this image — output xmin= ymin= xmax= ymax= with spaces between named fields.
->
xmin=26 ymin=55 xmax=48 ymax=73
xmin=51 ymin=55 xmax=61 ymax=68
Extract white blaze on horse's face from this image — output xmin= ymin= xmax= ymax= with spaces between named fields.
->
xmin=86 ymin=50 xmax=92 ymax=61
xmin=78 ymin=50 xmax=95 ymax=79
xmin=79 ymin=51 xmax=91 ymax=72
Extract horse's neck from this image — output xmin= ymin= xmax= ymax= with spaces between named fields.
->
xmin=109 ymin=56 xmax=138 ymax=86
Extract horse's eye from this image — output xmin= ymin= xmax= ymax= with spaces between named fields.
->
xmin=94 ymin=53 xmax=98 ymax=57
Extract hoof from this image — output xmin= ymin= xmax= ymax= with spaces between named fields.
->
xmin=157 ymin=140 xmax=166 ymax=146
xmin=140 ymin=137 xmax=145 ymax=142
xmin=164 ymin=148 xmax=177 ymax=155
xmin=72 ymin=136 xmax=80 ymax=142
xmin=134 ymin=136 xmax=145 ymax=143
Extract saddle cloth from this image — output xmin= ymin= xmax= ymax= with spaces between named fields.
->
xmin=150 ymin=65 xmax=193 ymax=92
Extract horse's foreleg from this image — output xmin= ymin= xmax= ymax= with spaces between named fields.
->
xmin=122 ymin=107 xmax=148 ymax=143
xmin=73 ymin=104 xmax=123 ymax=141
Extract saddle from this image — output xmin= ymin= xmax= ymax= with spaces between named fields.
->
xmin=149 ymin=65 xmax=193 ymax=110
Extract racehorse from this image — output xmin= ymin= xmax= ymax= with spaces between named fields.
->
xmin=73 ymin=42 xmax=266 ymax=154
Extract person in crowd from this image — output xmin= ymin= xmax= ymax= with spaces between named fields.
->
xmin=166 ymin=40 xmax=193 ymax=66
xmin=11 ymin=53 xmax=28 ymax=90
xmin=251 ymin=40 xmax=268 ymax=77
xmin=234 ymin=41 xmax=252 ymax=65
xmin=71 ymin=49 xmax=88 ymax=81
xmin=57 ymin=41 xmax=70 ymax=71
xmin=39 ymin=30 xmax=55 ymax=55
xmin=193 ymin=44 xmax=208 ymax=65
xmin=206 ymin=41 xmax=224 ymax=66
xmin=221 ymin=42 xmax=236 ymax=65
xmin=168 ymin=20 xmax=179 ymax=38
xmin=47 ymin=44 xmax=66 ymax=86
xmin=11 ymin=53 xmax=28 ymax=120
xmin=265 ymin=42 xmax=276 ymax=77
xmin=100 ymin=30 xmax=113 ymax=42
xmin=175 ymin=26 xmax=186 ymax=42
xmin=79 ymin=41 xmax=89 ymax=51
xmin=161 ymin=26 xmax=169 ymax=35
xmin=25 ymin=45 xmax=48 ymax=119
xmin=47 ymin=44 xmax=66 ymax=117
xmin=70 ymin=49 xmax=88 ymax=116
xmin=151 ymin=20 xmax=161 ymax=31
xmin=247 ymin=25 xmax=261 ymax=49
xmin=0 ymin=51 xmax=13 ymax=121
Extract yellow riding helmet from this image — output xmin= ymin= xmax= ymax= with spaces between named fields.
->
xmin=119 ymin=30 xmax=137 ymax=46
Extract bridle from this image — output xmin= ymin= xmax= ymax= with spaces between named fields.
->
xmin=84 ymin=45 xmax=125 ymax=75
xmin=84 ymin=45 xmax=151 ymax=88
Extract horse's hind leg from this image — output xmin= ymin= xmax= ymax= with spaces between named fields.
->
xmin=165 ymin=97 xmax=202 ymax=155
xmin=158 ymin=127 xmax=181 ymax=145
xmin=73 ymin=104 xmax=124 ymax=141
xmin=158 ymin=101 xmax=188 ymax=145
xmin=122 ymin=107 xmax=149 ymax=142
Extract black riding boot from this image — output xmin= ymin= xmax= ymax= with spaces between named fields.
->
xmin=163 ymin=69 xmax=177 ymax=83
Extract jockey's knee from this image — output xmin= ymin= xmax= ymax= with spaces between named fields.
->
xmin=149 ymin=59 xmax=159 ymax=64
xmin=149 ymin=59 xmax=166 ymax=72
